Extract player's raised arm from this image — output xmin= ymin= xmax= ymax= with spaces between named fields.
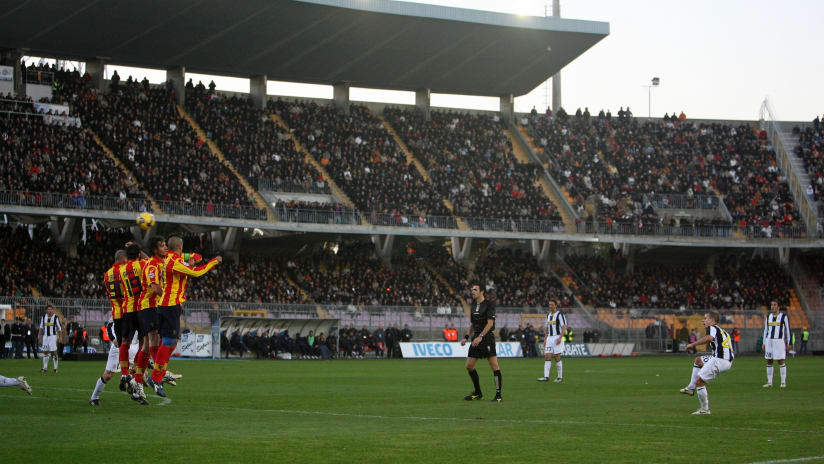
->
xmin=171 ymin=255 xmax=222 ymax=278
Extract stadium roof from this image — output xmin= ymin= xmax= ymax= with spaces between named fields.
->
xmin=0 ymin=0 xmax=609 ymax=97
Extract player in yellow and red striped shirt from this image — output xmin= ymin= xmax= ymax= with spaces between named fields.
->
xmin=117 ymin=243 xmax=149 ymax=404
xmin=103 ymin=249 xmax=133 ymax=393
xmin=149 ymin=235 xmax=221 ymax=393
xmin=134 ymin=236 xmax=167 ymax=394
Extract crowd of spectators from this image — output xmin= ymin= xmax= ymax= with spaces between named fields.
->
xmin=0 ymin=110 xmax=148 ymax=211
xmin=565 ymin=253 xmax=792 ymax=310
xmin=384 ymin=108 xmax=562 ymax=229
xmin=271 ymin=100 xmax=455 ymax=227
xmin=426 ymin=245 xmax=569 ymax=308
xmin=186 ymin=89 xmax=331 ymax=195
xmin=55 ymin=72 xmax=258 ymax=216
xmin=526 ymin=108 xmax=801 ymax=236
xmin=287 ymin=240 xmax=460 ymax=307
xmin=0 ymin=224 xmax=128 ymax=299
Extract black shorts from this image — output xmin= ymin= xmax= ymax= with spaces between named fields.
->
xmin=116 ymin=313 xmax=138 ymax=344
xmin=158 ymin=305 xmax=182 ymax=339
xmin=137 ymin=307 xmax=159 ymax=337
xmin=467 ymin=332 xmax=497 ymax=359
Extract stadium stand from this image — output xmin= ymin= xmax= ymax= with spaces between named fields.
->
xmin=523 ymin=111 xmax=803 ymax=237
xmin=793 ymin=115 xmax=824 ymax=221
xmin=0 ymin=106 xmax=149 ymax=212
xmin=566 ymin=253 xmax=792 ymax=310
xmin=56 ymin=74 xmax=262 ymax=218
xmin=384 ymin=107 xmax=563 ymax=231
xmin=185 ymin=89 xmax=331 ymax=196
xmin=271 ymin=100 xmax=457 ymax=228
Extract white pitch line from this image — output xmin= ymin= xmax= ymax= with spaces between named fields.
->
xmin=749 ymin=457 xmax=824 ymax=464
xmin=7 ymin=388 xmax=824 ymax=436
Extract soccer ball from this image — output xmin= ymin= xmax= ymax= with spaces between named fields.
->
xmin=136 ymin=212 xmax=155 ymax=231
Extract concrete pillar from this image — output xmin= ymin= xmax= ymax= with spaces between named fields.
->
xmin=211 ymin=227 xmax=240 ymax=264
xmin=531 ymin=239 xmax=552 ymax=265
xmin=450 ymin=237 xmax=473 ymax=264
xmin=778 ymin=247 xmax=790 ymax=267
xmin=500 ymin=94 xmax=514 ymax=124
xmin=167 ymin=66 xmax=186 ymax=106
xmin=49 ymin=217 xmax=82 ymax=258
xmin=333 ymin=83 xmax=350 ymax=114
xmin=371 ymin=234 xmax=394 ymax=265
xmin=84 ymin=58 xmax=105 ymax=90
xmin=415 ymin=88 xmax=431 ymax=120
xmin=250 ymin=75 xmax=267 ymax=110
xmin=3 ymin=49 xmax=24 ymax=95
xmin=551 ymin=0 xmax=562 ymax=113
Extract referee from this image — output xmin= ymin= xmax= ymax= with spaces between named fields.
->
xmin=461 ymin=284 xmax=502 ymax=402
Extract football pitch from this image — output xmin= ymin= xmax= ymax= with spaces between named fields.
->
xmin=2 ymin=356 xmax=822 ymax=463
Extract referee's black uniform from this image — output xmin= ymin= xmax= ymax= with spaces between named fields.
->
xmin=468 ymin=299 xmax=496 ymax=359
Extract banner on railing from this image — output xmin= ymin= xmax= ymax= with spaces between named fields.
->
xmin=400 ymin=342 xmax=522 ymax=358
xmin=33 ymin=102 xmax=69 ymax=115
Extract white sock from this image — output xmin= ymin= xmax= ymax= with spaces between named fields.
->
xmin=697 ymin=386 xmax=708 ymax=410
xmin=43 ymin=354 xmax=50 ymax=370
xmin=556 ymin=361 xmax=563 ymax=379
xmin=544 ymin=361 xmax=551 ymax=378
xmin=779 ymin=364 xmax=787 ymax=384
xmin=53 ymin=355 xmax=58 ymax=371
xmin=688 ymin=365 xmax=700 ymax=389
xmin=0 ymin=375 xmax=20 ymax=387
xmin=91 ymin=377 xmax=106 ymax=401
xmin=766 ymin=365 xmax=773 ymax=384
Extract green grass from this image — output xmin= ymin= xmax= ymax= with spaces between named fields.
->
xmin=2 ymin=356 xmax=823 ymax=463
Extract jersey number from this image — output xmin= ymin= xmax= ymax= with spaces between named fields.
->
xmin=721 ymin=334 xmax=732 ymax=349
xmin=125 ymin=273 xmax=143 ymax=297
xmin=107 ymin=279 xmax=123 ymax=299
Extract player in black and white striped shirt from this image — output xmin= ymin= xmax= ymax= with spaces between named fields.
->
xmin=537 ymin=299 xmax=567 ymax=383
xmin=762 ymin=300 xmax=790 ymax=388
xmin=38 ymin=306 xmax=62 ymax=373
xmin=681 ymin=311 xmax=734 ymax=415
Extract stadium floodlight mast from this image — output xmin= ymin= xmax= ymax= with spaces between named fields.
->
xmin=643 ymin=77 xmax=660 ymax=117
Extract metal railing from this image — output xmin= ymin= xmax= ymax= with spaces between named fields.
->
xmin=24 ymin=69 xmax=54 ymax=86
xmin=258 ymin=177 xmax=332 ymax=195
xmin=0 ymin=190 xmax=151 ymax=214
xmin=761 ymin=99 xmax=818 ymax=236
xmin=648 ymin=193 xmax=720 ymax=210
xmin=581 ymin=221 xmax=807 ymax=239
xmin=0 ymin=190 xmax=267 ymax=221
xmin=0 ymin=189 xmax=815 ymax=239
xmin=154 ymin=199 xmax=267 ymax=221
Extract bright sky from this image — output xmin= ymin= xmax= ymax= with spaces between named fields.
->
xmin=24 ymin=0 xmax=823 ymax=121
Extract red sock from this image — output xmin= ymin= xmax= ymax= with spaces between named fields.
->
xmin=119 ymin=344 xmax=130 ymax=375
xmin=152 ymin=345 xmax=173 ymax=383
xmin=134 ymin=350 xmax=149 ymax=383
xmin=150 ymin=345 xmax=159 ymax=362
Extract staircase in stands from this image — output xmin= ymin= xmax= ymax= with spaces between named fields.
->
xmin=176 ymin=106 xmax=276 ymax=222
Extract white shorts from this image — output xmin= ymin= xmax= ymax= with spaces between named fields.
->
xmin=41 ymin=335 xmax=57 ymax=352
xmin=545 ymin=335 xmax=565 ymax=355
xmin=764 ymin=339 xmax=787 ymax=360
xmin=104 ymin=341 xmax=140 ymax=373
xmin=698 ymin=356 xmax=732 ymax=382
xmin=105 ymin=343 xmax=120 ymax=372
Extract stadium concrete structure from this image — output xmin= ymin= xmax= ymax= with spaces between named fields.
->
xmin=0 ymin=1 xmax=821 ymax=352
